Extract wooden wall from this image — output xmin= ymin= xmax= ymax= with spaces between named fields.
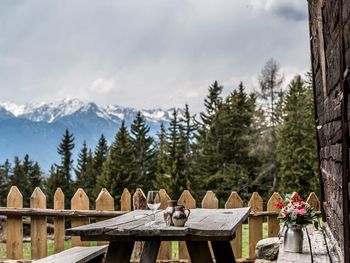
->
xmin=308 ymin=0 xmax=350 ymax=262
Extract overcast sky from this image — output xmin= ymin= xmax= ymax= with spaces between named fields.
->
xmin=0 ymin=0 xmax=310 ymax=112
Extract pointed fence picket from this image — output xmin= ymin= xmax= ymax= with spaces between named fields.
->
xmin=178 ymin=190 xmax=196 ymax=260
xmin=71 ymin=188 xmax=90 ymax=247
xmin=0 ymin=186 xmax=321 ymax=262
xmin=54 ymin=188 xmax=65 ymax=253
xmin=6 ymin=186 xmax=23 ymax=260
xmin=225 ymin=192 xmax=243 ymax=259
xmin=30 ymin=187 xmax=47 ymax=259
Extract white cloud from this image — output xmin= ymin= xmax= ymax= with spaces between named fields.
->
xmin=0 ymin=0 xmax=310 ymax=112
xmin=249 ymin=0 xmax=307 ymax=21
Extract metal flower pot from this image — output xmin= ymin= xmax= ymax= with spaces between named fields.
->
xmin=283 ymin=224 xmax=303 ymax=253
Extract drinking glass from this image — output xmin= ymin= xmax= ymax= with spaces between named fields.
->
xmin=146 ymin=191 xmax=161 ymax=224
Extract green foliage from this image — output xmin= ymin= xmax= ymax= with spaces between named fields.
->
xmin=97 ymin=121 xmax=138 ymax=208
xmin=55 ymin=129 xmax=75 ymax=208
xmin=277 ymin=76 xmax=319 ymax=197
xmin=130 ymin=112 xmax=157 ymax=192
xmin=0 ymin=160 xmax=10 ymax=206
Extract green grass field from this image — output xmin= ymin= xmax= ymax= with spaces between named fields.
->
xmin=0 ymin=223 xmax=268 ymax=260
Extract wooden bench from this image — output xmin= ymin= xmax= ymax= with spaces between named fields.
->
xmin=34 ymin=246 xmax=107 ymax=263
xmin=277 ymin=225 xmax=336 ymax=263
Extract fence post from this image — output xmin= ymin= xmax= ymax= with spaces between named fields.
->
xmin=267 ymin=192 xmax=283 ymax=237
xmin=71 ymin=188 xmax=90 ymax=247
xmin=248 ymin=192 xmax=263 ymax=260
xmin=158 ymin=189 xmax=172 ymax=260
xmin=121 ymin=188 xmax=132 ymax=211
xmin=30 ymin=187 xmax=47 ymax=259
xmin=133 ymin=188 xmax=147 ymax=260
xmin=225 ymin=192 xmax=243 ymax=259
xmin=178 ymin=190 xmax=196 ymax=260
xmin=54 ymin=188 xmax=65 ymax=253
xmin=306 ymin=192 xmax=320 ymax=211
xmin=6 ymin=186 xmax=23 ymax=259
xmin=201 ymin=191 xmax=219 ymax=208
xmin=96 ymin=188 xmax=115 ymax=246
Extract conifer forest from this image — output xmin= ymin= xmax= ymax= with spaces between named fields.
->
xmin=0 ymin=59 xmax=319 ymax=208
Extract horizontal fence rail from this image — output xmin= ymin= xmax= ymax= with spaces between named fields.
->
xmin=0 ymin=186 xmax=321 ymax=262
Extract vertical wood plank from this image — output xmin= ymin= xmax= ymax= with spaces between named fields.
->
xmin=133 ymin=188 xmax=147 ymax=210
xmin=306 ymin=192 xmax=320 ymax=211
xmin=6 ymin=186 xmax=23 ymax=260
xmin=132 ymin=188 xmax=147 ymax=260
xmin=71 ymin=188 xmax=90 ymax=247
xmin=201 ymin=191 xmax=218 ymax=260
xmin=158 ymin=189 xmax=171 ymax=260
xmin=120 ymin=188 xmax=131 ymax=211
xmin=248 ymin=192 xmax=263 ymax=260
xmin=30 ymin=187 xmax=47 ymax=259
xmin=267 ymin=192 xmax=283 ymax=237
xmin=201 ymin=191 xmax=219 ymax=208
xmin=96 ymin=188 xmax=115 ymax=246
xmin=178 ymin=190 xmax=196 ymax=260
xmin=54 ymin=188 xmax=65 ymax=253
xmin=225 ymin=191 xmax=243 ymax=259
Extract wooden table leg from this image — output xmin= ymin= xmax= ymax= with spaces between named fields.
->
xmin=186 ymin=241 xmax=213 ymax=263
xmin=139 ymin=241 xmax=161 ymax=263
xmin=211 ymin=241 xmax=236 ymax=263
xmin=105 ymin=241 xmax=134 ymax=263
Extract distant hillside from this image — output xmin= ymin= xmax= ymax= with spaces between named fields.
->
xmin=0 ymin=99 xmax=178 ymax=172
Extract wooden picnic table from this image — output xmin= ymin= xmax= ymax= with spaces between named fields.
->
xmin=66 ymin=208 xmax=250 ymax=263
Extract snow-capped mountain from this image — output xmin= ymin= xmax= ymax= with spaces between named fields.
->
xmin=0 ymin=99 xmax=179 ymax=172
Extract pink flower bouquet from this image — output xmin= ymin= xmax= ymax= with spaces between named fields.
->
xmin=275 ymin=193 xmax=319 ymax=228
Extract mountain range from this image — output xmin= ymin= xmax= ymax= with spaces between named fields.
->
xmin=0 ymin=99 xmax=177 ymax=172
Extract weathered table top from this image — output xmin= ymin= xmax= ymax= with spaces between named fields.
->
xmin=66 ymin=208 xmax=250 ymax=242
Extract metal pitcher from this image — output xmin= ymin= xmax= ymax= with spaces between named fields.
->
xmin=283 ymin=224 xmax=303 ymax=253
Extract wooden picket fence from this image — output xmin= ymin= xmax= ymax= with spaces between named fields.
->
xmin=0 ymin=186 xmax=321 ymax=262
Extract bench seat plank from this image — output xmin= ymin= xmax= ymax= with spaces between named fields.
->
xmin=34 ymin=246 xmax=107 ymax=263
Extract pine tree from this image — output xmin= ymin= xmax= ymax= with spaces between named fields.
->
xmin=277 ymin=75 xmax=318 ymax=197
xmin=9 ymin=156 xmax=30 ymax=206
xmin=258 ymin=58 xmax=284 ymax=192
xmin=0 ymin=160 xmax=10 ymax=206
xmin=192 ymin=81 xmax=224 ymax=199
xmin=94 ymin=134 xmax=108 ymax=177
xmin=56 ymin=129 xmax=75 ymax=209
xmin=75 ymin=141 xmax=89 ymax=190
xmin=28 ymin=161 xmax=43 ymax=192
xmin=154 ymin=123 xmax=171 ymax=192
xmin=97 ymin=121 xmax=137 ymax=208
xmin=130 ymin=112 xmax=156 ymax=191
xmin=45 ymin=165 xmax=59 ymax=208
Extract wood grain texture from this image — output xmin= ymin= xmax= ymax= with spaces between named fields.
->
xmin=34 ymin=245 xmax=107 ymax=263
xmin=54 ymin=188 xmax=65 ymax=253
xmin=6 ymin=186 xmax=23 ymax=259
xmin=140 ymin=241 xmax=161 ymax=263
xmin=248 ymin=192 xmax=263 ymax=260
xmin=305 ymin=225 xmax=331 ymax=263
xmin=66 ymin=208 xmax=250 ymax=241
xmin=71 ymin=188 xmax=90 ymax=247
xmin=186 ymin=241 xmax=213 ymax=263
xmin=178 ymin=190 xmax=196 ymax=260
xmin=201 ymin=191 xmax=219 ymax=209
xmin=225 ymin=191 xmax=243 ymax=259
xmin=132 ymin=188 xmax=147 ymax=259
xmin=267 ymin=192 xmax=282 ymax=237
xmin=96 ymin=188 xmax=114 ymax=246
xmin=121 ymin=188 xmax=132 ymax=211
xmin=157 ymin=189 xmax=171 ymax=260
xmin=30 ymin=187 xmax=47 ymax=259
xmin=211 ymin=241 xmax=236 ymax=263
xmin=105 ymin=242 xmax=134 ymax=263
xmin=306 ymin=192 xmax=320 ymax=212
